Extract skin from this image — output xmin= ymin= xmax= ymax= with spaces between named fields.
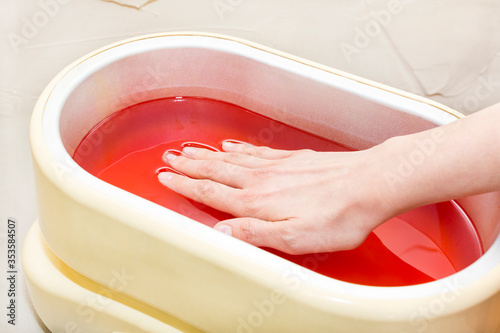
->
xmin=158 ymin=103 xmax=500 ymax=255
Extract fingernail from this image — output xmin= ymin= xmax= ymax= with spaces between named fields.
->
xmin=214 ymin=224 xmax=232 ymax=236
xmin=162 ymin=151 xmax=178 ymax=163
xmin=158 ymin=172 xmax=174 ymax=183
xmin=183 ymin=147 xmax=197 ymax=156
xmin=222 ymin=141 xmax=235 ymax=150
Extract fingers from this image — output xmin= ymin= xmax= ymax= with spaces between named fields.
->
xmin=158 ymin=171 xmax=247 ymax=215
xmin=162 ymin=142 xmax=292 ymax=187
xmin=162 ymin=142 xmax=295 ymax=181
xmin=164 ymin=152 xmax=248 ymax=188
xmin=180 ymin=146 xmax=270 ymax=169
xmin=222 ymin=140 xmax=295 ymax=160
xmin=213 ymin=218 xmax=299 ymax=253
xmin=214 ymin=218 xmax=322 ymax=255
xmin=214 ymin=218 xmax=369 ymax=255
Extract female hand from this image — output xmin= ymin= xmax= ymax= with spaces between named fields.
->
xmin=158 ymin=103 xmax=500 ymax=255
xmin=158 ymin=141 xmax=392 ymax=255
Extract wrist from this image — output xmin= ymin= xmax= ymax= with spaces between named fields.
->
xmin=365 ymin=135 xmax=424 ymax=222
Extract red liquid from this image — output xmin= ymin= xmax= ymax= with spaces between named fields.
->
xmin=74 ymin=97 xmax=483 ymax=286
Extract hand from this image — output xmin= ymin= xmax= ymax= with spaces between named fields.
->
xmin=158 ymin=103 xmax=500 ymax=255
xmin=158 ymin=141 xmax=392 ymax=255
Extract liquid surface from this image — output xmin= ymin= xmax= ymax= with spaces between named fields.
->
xmin=74 ymin=97 xmax=483 ymax=286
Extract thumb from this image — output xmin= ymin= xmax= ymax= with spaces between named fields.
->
xmin=214 ymin=218 xmax=298 ymax=254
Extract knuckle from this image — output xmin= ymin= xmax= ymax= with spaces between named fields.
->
xmin=224 ymin=152 xmax=242 ymax=162
xmin=250 ymin=167 xmax=273 ymax=180
xmin=243 ymin=144 xmax=260 ymax=156
xmin=198 ymin=160 xmax=219 ymax=178
xmin=279 ymin=226 xmax=305 ymax=255
xmin=236 ymin=220 xmax=258 ymax=243
xmin=237 ymin=190 xmax=261 ymax=215
xmin=194 ymin=179 xmax=217 ymax=199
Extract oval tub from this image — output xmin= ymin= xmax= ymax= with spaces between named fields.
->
xmin=25 ymin=32 xmax=500 ymax=333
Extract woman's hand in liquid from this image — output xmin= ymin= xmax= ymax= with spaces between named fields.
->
xmin=158 ymin=103 xmax=500 ymax=255
xmin=158 ymin=141 xmax=391 ymax=255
